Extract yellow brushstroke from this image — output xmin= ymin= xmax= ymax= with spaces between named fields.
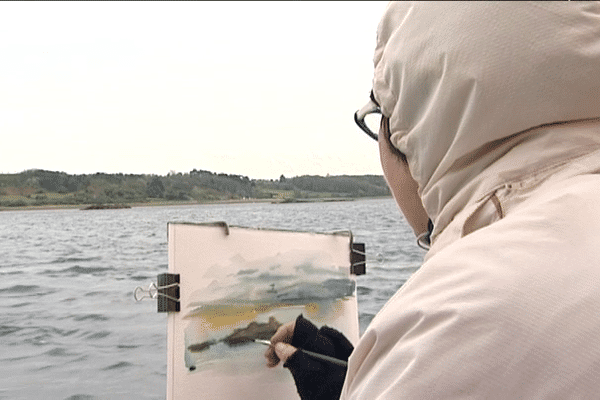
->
xmin=185 ymin=303 xmax=295 ymax=329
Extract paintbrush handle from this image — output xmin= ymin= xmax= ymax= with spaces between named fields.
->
xmin=300 ymin=349 xmax=348 ymax=368
xmin=255 ymin=339 xmax=348 ymax=368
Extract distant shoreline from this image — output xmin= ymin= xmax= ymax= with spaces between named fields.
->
xmin=1 ymin=170 xmax=391 ymax=211
xmin=0 ymin=196 xmax=392 ymax=212
xmin=0 ymin=198 xmax=271 ymax=212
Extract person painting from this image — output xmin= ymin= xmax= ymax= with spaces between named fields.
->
xmin=264 ymin=2 xmax=600 ymax=399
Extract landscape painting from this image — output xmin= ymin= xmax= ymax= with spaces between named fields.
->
xmin=166 ymin=222 xmax=359 ymax=400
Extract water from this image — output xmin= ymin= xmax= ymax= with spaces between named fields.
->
xmin=0 ymin=198 xmax=425 ymax=399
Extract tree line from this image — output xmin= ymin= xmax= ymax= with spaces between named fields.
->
xmin=0 ymin=169 xmax=390 ymax=208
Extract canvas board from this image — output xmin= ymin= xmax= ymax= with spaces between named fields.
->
xmin=166 ymin=222 xmax=360 ymax=400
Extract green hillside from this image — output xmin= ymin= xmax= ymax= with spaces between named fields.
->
xmin=0 ymin=169 xmax=390 ymax=209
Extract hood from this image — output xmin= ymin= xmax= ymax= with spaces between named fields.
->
xmin=372 ymin=1 xmax=600 ymax=240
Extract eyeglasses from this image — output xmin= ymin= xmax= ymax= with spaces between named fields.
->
xmin=354 ymin=91 xmax=382 ymax=141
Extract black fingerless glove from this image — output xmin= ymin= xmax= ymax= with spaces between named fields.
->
xmin=283 ymin=314 xmax=354 ymax=400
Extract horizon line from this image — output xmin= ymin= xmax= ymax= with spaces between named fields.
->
xmin=1 ymin=168 xmax=385 ymax=181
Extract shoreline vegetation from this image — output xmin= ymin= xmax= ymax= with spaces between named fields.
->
xmin=0 ymin=169 xmax=391 ymax=211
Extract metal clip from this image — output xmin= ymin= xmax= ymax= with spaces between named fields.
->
xmin=134 ymin=281 xmax=180 ymax=303
xmin=350 ymin=242 xmax=367 ymax=275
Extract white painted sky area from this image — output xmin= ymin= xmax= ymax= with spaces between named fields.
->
xmin=0 ymin=1 xmax=388 ymax=179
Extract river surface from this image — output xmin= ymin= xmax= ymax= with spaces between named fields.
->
xmin=0 ymin=198 xmax=425 ymax=400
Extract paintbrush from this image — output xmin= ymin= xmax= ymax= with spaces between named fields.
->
xmin=255 ymin=339 xmax=348 ymax=368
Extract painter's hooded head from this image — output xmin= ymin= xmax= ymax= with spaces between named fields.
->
xmin=371 ymin=1 xmax=600 ymax=227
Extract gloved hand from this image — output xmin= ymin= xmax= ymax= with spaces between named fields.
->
xmin=265 ymin=314 xmax=354 ymax=400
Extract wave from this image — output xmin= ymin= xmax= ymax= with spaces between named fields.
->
xmin=64 ymin=395 xmax=98 ymax=400
xmin=0 ymin=325 xmax=23 ymax=337
xmin=117 ymin=344 xmax=140 ymax=349
xmin=72 ymin=314 xmax=109 ymax=322
xmin=41 ymin=266 xmax=115 ymax=276
xmin=102 ymin=361 xmax=133 ymax=371
xmin=83 ymin=330 xmax=111 ymax=340
xmin=50 ymin=256 xmax=103 ymax=264
xmin=10 ymin=301 xmax=33 ymax=308
xmin=129 ymin=275 xmax=152 ymax=281
xmin=0 ymin=284 xmax=56 ymax=297
xmin=45 ymin=347 xmax=78 ymax=357
xmin=357 ymin=286 xmax=373 ymax=296
xmin=18 ymin=326 xmax=80 ymax=346
xmin=0 ymin=284 xmax=40 ymax=294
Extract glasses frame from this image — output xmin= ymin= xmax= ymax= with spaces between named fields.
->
xmin=354 ymin=97 xmax=382 ymax=142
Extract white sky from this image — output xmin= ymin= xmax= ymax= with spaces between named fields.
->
xmin=0 ymin=1 xmax=388 ymax=179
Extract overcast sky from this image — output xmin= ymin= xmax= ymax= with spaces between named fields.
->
xmin=1 ymin=1 xmax=388 ymax=179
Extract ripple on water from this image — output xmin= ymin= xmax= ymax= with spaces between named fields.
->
xmin=0 ymin=285 xmax=56 ymax=297
xmin=0 ymin=325 xmax=23 ymax=337
xmin=45 ymin=347 xmax=78 ymax=357
xmin=117 ymin=344 xmax=140 ymax=349
xmin=72 ymin=314 xmax=109 ymax=322
xmin=84 ymin=330 xmax=111 ymax=340
xmin=102 ymin=361 xmax=134 ymax=371
xmin=0 ymin=270 xmax=24 ymax=275
xmin=84 ymin=291 xmax=109 ymax=297
xmin=10 ymin=302 xmax=34 ymax=308
xmin=21 ymin=326 xmax=80 ymax=346
xmin=50 ymin=256 xmax=103 ymax=264
xmin=41 ymin=265 xmax=115 ymax=277
xmin=357 ymin=286 xmax=373 ymax=296
xmin=0 ymin=285 xmax=41 ymax=294
xmin=129 ymin=275 xmax=152 ymax=281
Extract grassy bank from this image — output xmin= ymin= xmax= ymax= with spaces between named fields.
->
xmin=0 ymin=196 xmax=393 ymax=212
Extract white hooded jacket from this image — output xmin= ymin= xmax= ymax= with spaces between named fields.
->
xmin=342 ymin=2 xmax=600 ymax=398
